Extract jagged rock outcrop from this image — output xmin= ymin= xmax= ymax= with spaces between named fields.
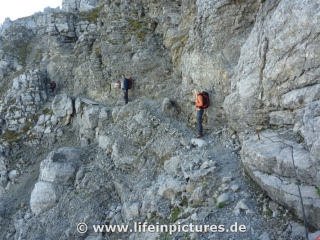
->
xmin=30 ymin=147 xmax=87 ymax=215
xmin=223 ymin=0 xmax=320 ymax=133
xmin=221 ymin=0 xmax=320 ymax=229
xmin=62 ymin=0 xmax=99 ymax=12
xmin=241 ymin=130 xmax=320 ymax=229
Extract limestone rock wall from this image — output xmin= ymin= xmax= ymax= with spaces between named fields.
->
xmin=222 ymin=1 xmax=320 ymax=225
xmin=223 ymin=0 xmax=320 ymax=134
xmin=179 ymin=0 xmax=260 ymax=127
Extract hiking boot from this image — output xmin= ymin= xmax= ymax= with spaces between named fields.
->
xmin=195 ymin=134 xmax=203 ymax=138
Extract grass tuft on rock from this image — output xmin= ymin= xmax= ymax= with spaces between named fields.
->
xmin=171 ymin=207 xmax=181 ymax=222
xmin=79 ymin=5 xmax=104 ymax=22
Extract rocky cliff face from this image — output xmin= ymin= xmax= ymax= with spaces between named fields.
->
xmin=1 ymin=0 xmax=320 ymax=239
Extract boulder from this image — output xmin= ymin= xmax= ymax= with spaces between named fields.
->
xmin=164 ymin=156 xmax=181 ymax=176
xmin=241 ymin=130 xmax=320 ymax=229
xmin=52 ymin=94 xmax=73 ymax=118
xmin=241 ymin=130 xmax=318 ymax=187
xmin=39 ymin=151 xmax=78 ymax=186
xmin=158 ymin=176 xmax=185 ymax=201
xmin=247 ymin=171 xmax=320 ymax=229
xmin=191 ymin=138 xmax=208 ymax=148
xmin=79 ymin=106 xmax=100 ymax=129
xmin=161 ymin=98 xmax=174 ymax=117
xmin=30 ymin=181 xmax=62 ymax=215
xmin=30 ymin=147 xmax=86 ymax=215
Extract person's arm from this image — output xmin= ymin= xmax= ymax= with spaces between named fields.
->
xmin=196 ymin=94 xmax=203 ymax=110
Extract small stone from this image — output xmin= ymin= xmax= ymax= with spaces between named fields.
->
xmin=240 ymin=191 xmax=251 ymax=198
xmin=208 ymin=160 xmax=216 ymax=167
xmin=191 ymin=139 xmax=208 ymax=148
xmin=233 ymin=209 xmax=241 ymax=216
xmin=190 ymin=232 xmax=198 ymax=240
xmin=115 ymin=206 xmax=122 ymax=212
xmin=272 ymin=210 xmax=280 ymax=218
xmin=234 ymin=200 xmax=249 ymax=210
xmin=269 ymin=201 xmax=279 ymax=212
xmin=201 ymin=161 xmax=209 ymax=169
xmin=8 ymin=170 xmax=18 ymax=181
xmin=5 ymin=181 xmax=11 ymax=191
xmin=108 ymin=211 xmax=115 ymax=219
xmin=44 ymin=126 xmax=52 ymax=134
xmin=222 ymin=177 xmax=232 ymax=183
xmin=24 ymin=212 xmax=32 ymax=220
xmin=217 ymin=193 xmax=229 ymax=204
xmin=230 ymin=185 xmax=239 ymax=192
xmin=258 ymin=232 xmax=270 ymax=240
xmin=6 ymin=233 xmax=13 ymax=239
xmin=246 ymin=210 xmax=255 ymax=216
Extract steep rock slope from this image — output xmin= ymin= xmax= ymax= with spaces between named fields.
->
xmin=222 ymin=0 xmax=320 ymax=229
xmin=0 ymin=0 xmax=320 ymax=238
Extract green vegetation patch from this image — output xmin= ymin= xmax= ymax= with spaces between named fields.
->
xmin=217 ymin=203 xmax=228 ymax=209
xmin=42 ymin=108 xmax=54 ymax=115
xmin=262 ymin=208 xmax=272 ymax=216
xmin=180 ymin=197 xmax=188 ymax=207
xmin=171 ymin=207 xmax=181 ymax=222
xmin=94 ymin=47 xmax=102 ymax=58
xmin=1 ymin=130 xmax=21 ymax=145
xmin=127 ymin=19 xmax=149 ymax=41
xmin=26 ymin=134 xmax=37 ymax=142
xmin=22 ymin=121 xmax=33 ymax=133
xmin=137 ymin=31 xmax=146 ymax=41
xmin=79 ymin=5 xmax=104 ymax=22
xmin=35 ymin=48 xmax=44 ymax=60
xmin=128 ymin=20 xmax=143 ymax=31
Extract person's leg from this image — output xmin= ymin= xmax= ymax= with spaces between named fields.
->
xmin=124 ymin=91 xmax=128 ymax=104
xmin=196 ymin=109 xmax=203 ymax=136
xmin=125 ymin=91 xmax=128 ymax=104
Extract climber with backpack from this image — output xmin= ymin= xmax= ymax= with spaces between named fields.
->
xmin=192 ymin=89 xmax=209 ymax=138
xmin=121 ymin=74 xmax=132 ymax=104
xmin=48 ymin=80 xmax=56 ymax=95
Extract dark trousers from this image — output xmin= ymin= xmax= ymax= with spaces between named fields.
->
xmin=49 ymin=87 xmax=55 ymax=93
xmin=196 ymin=109 xmax=204 ymax=135
xmin=124 ymin=90 xmax=128 ymax=104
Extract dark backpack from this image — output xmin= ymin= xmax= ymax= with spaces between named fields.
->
xmin=51 ymin=81 xmax=56 ymax=88
xmin=201 ymin=91 xmax=209 ymax=109
xmin=128 ymin=77 xmax=133 ymax=89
